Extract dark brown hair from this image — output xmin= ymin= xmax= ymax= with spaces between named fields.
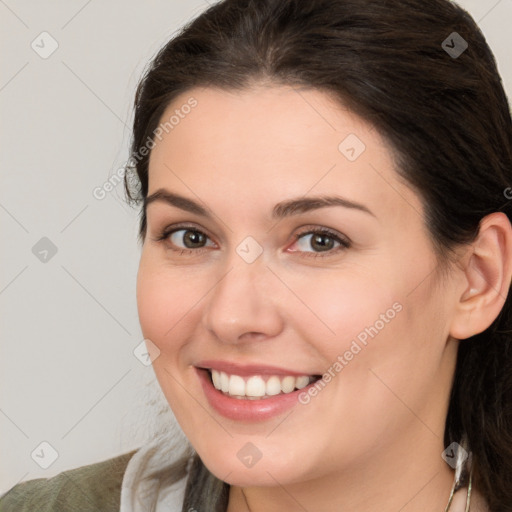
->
xmin=125 ymin=0 xmax=512 ymax=510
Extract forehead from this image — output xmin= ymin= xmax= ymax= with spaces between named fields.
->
xmin=147 ymin=85 xmax=423 ymax=221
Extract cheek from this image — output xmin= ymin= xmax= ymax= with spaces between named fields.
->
xmin=286 ymin=263 xmax=441 ymax=410
xmin=136 ymin=256 xmax=204 ymax=351
xmin=282 ymin=267 xmax=401 ymax=358
xmin=135 ymin=258 xmax=204 ymax=417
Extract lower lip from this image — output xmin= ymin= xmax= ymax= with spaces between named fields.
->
xmin=196 ymin=368 xmax=315 ymax=422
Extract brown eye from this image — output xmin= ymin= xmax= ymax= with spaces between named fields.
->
xmin=153 ymin=225 xmax=216 ymax=255
xmin=289 ymin=228 xmax=350 ymax=258
xmin=168 ymin=229 xmax=213 ymax=249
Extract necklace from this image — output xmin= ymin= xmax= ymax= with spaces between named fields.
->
xmin=240 ymin=467 xmax=473 ymax=512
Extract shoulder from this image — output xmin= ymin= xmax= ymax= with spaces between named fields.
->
xmin=0 ymin=449 xmax=139 ymax=512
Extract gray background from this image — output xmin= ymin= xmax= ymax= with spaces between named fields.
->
xmin=1 ymin=0 xmax=511 ymax=494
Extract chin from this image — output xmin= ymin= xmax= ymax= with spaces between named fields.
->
xmin=204 ymin=458 xmax=295 ymax=487
xmin=195 ymin=442 xmax=312 ymax=488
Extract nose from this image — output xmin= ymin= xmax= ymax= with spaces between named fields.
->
xmin=201 ymin=255 xmax=284 ymax=345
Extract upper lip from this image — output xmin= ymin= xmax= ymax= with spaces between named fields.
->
xmin=196 ymin=359 xmax=319 ymax=377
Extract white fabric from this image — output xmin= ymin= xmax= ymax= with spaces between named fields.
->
xmin=120 ymin=440 xmax=189 ymax=512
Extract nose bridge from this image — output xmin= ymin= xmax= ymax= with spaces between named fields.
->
xmin=201 ymin=245 xmax=283 ymax=343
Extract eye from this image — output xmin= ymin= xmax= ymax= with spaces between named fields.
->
xmin=153 ymin=224 xmax=350 ymax=258
xmin=288 ymin=227 xmax=351 ymax=258
xmin=154 ymin=224 xmax=215 ymax=254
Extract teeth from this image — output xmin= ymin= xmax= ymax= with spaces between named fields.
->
xmin=281 ymin=376 xmax=296 ymax=393
xmin=229 ymin=375 xmax=245 ymax=396
xmin=266 ymin=376 xmax=282 ymax=396
xmin=211 ymin=370 xmax=221 ymax=389
xmin=295 ymin=376 xmax=310 ymax=389
xmin=220 ymin=372 xmax=230 ymax=393
xmin=210 ymin=370 xmax=315 ymax=399
xmin=246 ymin=376 xmax=266 ymax=397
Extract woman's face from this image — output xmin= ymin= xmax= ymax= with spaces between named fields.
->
xmin=137 ymin=85 xmax=460 ymax=487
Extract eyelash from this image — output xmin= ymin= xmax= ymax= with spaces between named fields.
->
xmin=153 ymin=223 xmax=351 ymax=258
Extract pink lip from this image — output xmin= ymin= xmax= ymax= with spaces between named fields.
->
xmin=195 ymin=367 xmax=319 ymax=422
xmin=196 ymin=359 xmax=316 ymax=377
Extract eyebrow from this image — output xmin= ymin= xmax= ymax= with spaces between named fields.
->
xmin=144 ymin=188 xmax=375 ymax=219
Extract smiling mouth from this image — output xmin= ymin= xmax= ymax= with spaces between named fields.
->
xmin=205 ymin=368 xmax=322 ymax=400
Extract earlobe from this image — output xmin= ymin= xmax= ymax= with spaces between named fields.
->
xmin=449 ymin=212 xmax=512 ymax=340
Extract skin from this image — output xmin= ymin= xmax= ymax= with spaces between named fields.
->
xmin=136 ymin=84 xmax=512 ymax=511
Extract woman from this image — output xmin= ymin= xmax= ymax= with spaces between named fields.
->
xmin=2 ymin=0 xmax=511 ymax=510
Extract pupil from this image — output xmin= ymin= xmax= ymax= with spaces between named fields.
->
xmin=312 ymin=234 xmax=333 ymax=251
xmin=185 ymin=231 xmax=204 ymax=248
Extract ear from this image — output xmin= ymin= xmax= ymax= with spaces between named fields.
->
xmin=449 ymin=212 xmax=512 ymax=340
